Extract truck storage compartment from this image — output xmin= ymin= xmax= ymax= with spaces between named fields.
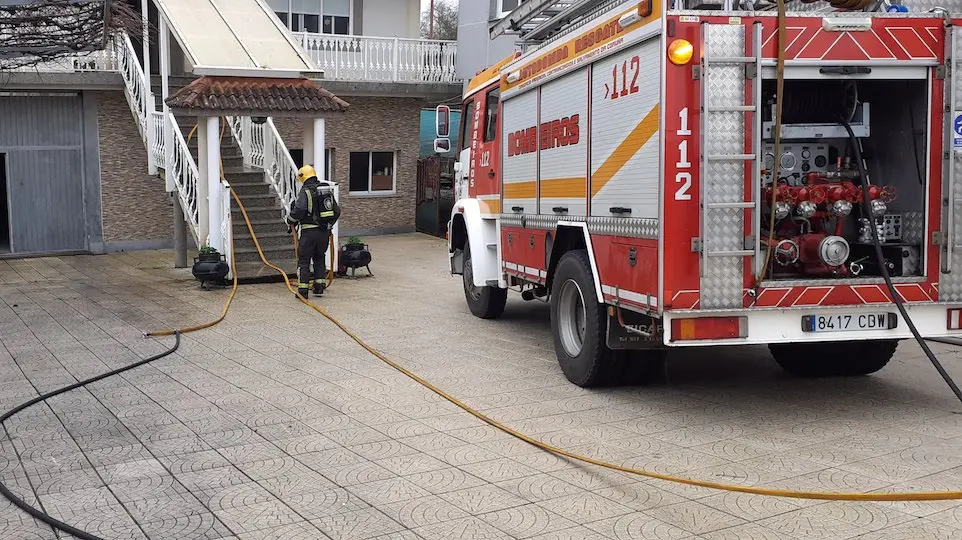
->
xmin=758 ymin=77 xmax=928 ymax=282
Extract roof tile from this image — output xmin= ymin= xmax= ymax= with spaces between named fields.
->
xmin=165 ymin=76 xmax=349 ymax=114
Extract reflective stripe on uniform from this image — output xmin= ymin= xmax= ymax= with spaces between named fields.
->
xmin=298 ymin=282 xmax=311 ymax=288
xmin=319 ymin=211 xmax=334 ymax=218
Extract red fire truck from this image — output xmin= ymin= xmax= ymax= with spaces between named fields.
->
xmin=446 ymin=0 xmax=962 ymax=387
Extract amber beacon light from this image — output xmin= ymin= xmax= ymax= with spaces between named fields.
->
xmin=667 ymin=39 xmax=693 ymax=65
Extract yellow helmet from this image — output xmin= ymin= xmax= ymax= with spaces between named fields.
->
xmin=297 ymin=165 xmax=317 ymax=183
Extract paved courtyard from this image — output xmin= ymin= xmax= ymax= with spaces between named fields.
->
xmin=3 ymin=233 xmax=962 ymax=539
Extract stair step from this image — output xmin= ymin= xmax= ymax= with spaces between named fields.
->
xmin=232 ymin=207 xmax=282 ymax=221
xmin=232 ymin=261 xmax=296 ymax=282
xmin=232 ymin=194 xmax=280 ymax=208
xmin=223 ymin=170 xmax=266 ymax=182
xmin=233 ymin=231 xmax=293 ymax=249
xmin=229 ymin=182 xmax=273 ymax=197
xmin=233 ymin=245 xmax=296 ymax=264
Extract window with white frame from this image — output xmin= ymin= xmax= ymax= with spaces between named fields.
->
xmin=498 ymin=0 xmax=525 ymax=17
xmin=266 ymin=0 xmax=351 ymax=34
xmin=349 ymin=151 xmax=396 ymax=195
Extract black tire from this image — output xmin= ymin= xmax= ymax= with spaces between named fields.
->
xmin=462 ymin=244 xmax=507 ymax=319
xmin=769 ymin=339 xmax=898 ymax=377
xmin=550 ymin=249 xmax=616 ymax=387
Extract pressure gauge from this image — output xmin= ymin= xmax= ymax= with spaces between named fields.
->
xmin=764 ymin=152 xmax=776 ymax=170
xmin=801 ymin=149 xmax=811 ymax=159
xmin=780 ymin=151 xmax=797 ymax=171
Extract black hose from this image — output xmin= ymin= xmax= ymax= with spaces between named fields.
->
xmin=0 ymin=332 xmax=182 ymax=540
xmin=841 ymin=120 xmax=962 ymax=404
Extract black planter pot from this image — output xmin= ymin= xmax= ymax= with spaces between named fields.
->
xmin=192 ymin=254 xmax=229 ymax=287
xmin=338 ymin=244 xmax=373 ymax=276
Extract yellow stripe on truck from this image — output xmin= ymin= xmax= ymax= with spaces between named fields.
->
xmin=590 ymin=104 xmax=660 ymax=198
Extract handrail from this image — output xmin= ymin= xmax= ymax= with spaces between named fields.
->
xmin=226 ymin=115 xmax=299 ymax=219
xmin=168 ymin=115 xmax=201 ymax=244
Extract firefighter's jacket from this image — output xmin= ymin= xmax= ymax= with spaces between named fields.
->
xmin=287 ymin=178 xmax=340 ymax=230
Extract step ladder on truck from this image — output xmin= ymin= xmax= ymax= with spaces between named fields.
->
xmin=442 ymin=0 xmax=962 ymax=387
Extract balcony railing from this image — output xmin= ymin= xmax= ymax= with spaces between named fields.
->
xmin=6 ymin=45 xmax=119 ymax=73
xmin=294 ymin=33 xmax=459 ymax=84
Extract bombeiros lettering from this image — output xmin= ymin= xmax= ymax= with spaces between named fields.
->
xmin=507 ymin=115 xmax=581 ymax=157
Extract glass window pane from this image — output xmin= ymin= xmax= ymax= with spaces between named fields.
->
xmin=500 ymin=0 xmax=521 ymax=13
xmin=483 ymin=89 xmax=499 ymax=143
xmin=459 ymin=100 xmax=475 ymax=152
xmin=333 ymin=16 xmax=349 ymax=35
xmin=291 ymin=13 xmax=303 ymax=31
xmin=349 ymin=152 xmax=370 ymax=192
xmin=304 ymin=14 xmax=320 ymax=33
xmin=371 ymin=152 xmax=394 ymax=191
xmin=323 ymin=0 xmax=350 ymax=17
xmin=274 ymin=11 xmax=289 ymax=26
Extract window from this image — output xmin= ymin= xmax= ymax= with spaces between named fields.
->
xmin=349 ymin=151 xmax=396 ymax=195
xmin=498 ymin=0 xmax=525 ymax=16
xmin=483 ymin=88 xmax=500 ymax=143
xmin=269 ymin=0 xmax=351 ymax=35
xmin=289 ymin=148 xmax=334 ymax=182
xmin=459 ymin=100 xmax=475 ymax=152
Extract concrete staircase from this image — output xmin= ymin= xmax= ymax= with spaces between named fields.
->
xmin=152 ymin=76 xmax=296 ymax=280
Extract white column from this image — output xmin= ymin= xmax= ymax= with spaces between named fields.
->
xmin=141 ymin=0 xmax=150 ymax=81
xmin=303 ymin=122 xmax=315 ymax=166
xmin=313 ymin=117 xmax=325 ymax=178
xmin=160 ymin=16 xmax=173 ymax=191
xmin=206 ymin=116 xmax=223 ymax=253
xmin=197 ymin=119 xmax=210 ymax=246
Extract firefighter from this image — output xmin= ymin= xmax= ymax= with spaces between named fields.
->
xmin=287 ymin=165 xmax=341 ymax=299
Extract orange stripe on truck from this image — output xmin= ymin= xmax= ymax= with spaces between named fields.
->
xmin=502 ymin=181 xmax=537 ymax=199
xmin=479 ymin=199 xmax=501 ymax=214
xmin=541 ymin=177 xmax=587 ymax=199
xmin=590 ymin=104 xmax=660 ymax=198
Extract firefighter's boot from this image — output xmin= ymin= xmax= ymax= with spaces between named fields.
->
xmin=296 ymin=288 xmax=309 ymax=299
xmin=313 ymin=281 xmax=325 ymax=296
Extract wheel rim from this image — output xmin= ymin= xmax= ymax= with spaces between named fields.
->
xmin=557 ymin=278 xmax=587 ymax=357
xmin=464 ymin=256 xmax=481 ymax=301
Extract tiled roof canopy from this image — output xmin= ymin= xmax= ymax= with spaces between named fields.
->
xmin=166 ymin=76 xmax=349 ymax=116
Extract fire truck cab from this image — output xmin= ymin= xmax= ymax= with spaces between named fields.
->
xmin=447 ymin=0 xmax=962 ymax=387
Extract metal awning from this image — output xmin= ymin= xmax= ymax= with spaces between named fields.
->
xmin=155 ymin=0 xmax=321 ymax=79
xmin=490 ymin=0 xmax=629 ymax=48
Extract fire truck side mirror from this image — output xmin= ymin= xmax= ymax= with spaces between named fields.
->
xmin=434 ymin=138 xmax=451 ymax=153
xmin=436 ymin=105 xmax=450 ymax=138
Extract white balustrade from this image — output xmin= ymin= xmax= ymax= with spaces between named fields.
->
xmin=221 ymin=182 xmax=233 ymax=278
xmin=295 ymin=33 xmax=459 ymax=84
xmin=150 ymin=111 xmax=165 ymax=168
xmin=168 ymin=115 xmax=201 ymax=244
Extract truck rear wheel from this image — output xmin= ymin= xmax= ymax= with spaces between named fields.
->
xmin=550 ymin=249 xmax=615 ymax=387
xmin=769 ymin=339 xmax=898 ymax=377
xmin=462 ymin=244 xmax=507 ymax=319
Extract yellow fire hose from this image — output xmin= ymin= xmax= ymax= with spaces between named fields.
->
xmin=149 ymin=93 xmax=962 ymax=501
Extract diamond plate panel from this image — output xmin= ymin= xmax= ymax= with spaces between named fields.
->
xmin=498 ymin=214 xmax=658 ymax=240
xmin=902 ymin=211 xmax=924 ymax=245
xmin=701 ymin=24 xmax=749 ymax=310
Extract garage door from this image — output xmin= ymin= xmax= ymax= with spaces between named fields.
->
xmin=0 ymin=94 xmax=87 ymax=253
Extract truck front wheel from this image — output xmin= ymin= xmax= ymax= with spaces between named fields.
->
xmin=550 ymin=249 xmax=615 ymax=387
xmin=769 ymin=339 xmax=898 ymax=377
xmin=462 ymin=244 xmax=507 ymax=319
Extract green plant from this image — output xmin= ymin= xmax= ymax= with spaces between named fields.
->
xmin=198 ymin=244 xmax=219 ymax=255
xmin=347 ymin=236 xmax=363 ymax=245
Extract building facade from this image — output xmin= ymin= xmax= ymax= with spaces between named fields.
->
xmin=0 ymin=0 xmax=461 ymax=261
xmin=456 ymin=0 xmax=521 ymax=82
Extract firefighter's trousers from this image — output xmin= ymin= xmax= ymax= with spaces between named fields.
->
xmin=297 ymin=226 xmax=329 ymax=297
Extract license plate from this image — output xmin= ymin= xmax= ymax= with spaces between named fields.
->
xmin=801 ymin=312 xmax=897 ymax=333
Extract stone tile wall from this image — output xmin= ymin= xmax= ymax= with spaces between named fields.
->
xmin=97 ymin=91 xmax=173 ymax=245
xmin=274 ymin=96 xmax=426 ymax=235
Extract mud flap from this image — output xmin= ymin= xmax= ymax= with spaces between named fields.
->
xmin=606 ymin=308 xmax=664 ymax=350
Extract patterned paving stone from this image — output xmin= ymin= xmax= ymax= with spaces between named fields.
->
xmin=6 ymin=236 xmax=962 ymax=539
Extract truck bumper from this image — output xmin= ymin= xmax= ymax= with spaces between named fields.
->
xmin=662 ymin=303 xmax=962 ymax=347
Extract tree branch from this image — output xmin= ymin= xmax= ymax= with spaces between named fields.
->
xmin=0 ymin=0 xmax=142 ymax=70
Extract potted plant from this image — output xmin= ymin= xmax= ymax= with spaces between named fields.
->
xmin=338 ymin=236 xmax=373 ymax=276
xmin=192 ymin=244 xmax=229 ymax=287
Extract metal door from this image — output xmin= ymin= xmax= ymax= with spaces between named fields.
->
xmin=0 ymin=95 xmax=87 ymax=253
